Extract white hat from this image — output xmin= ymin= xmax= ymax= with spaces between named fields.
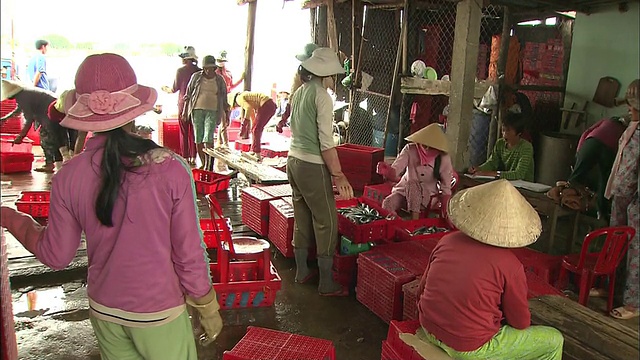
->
xmin=301 ymin=48 xmax=344 ymax=77
xmin=447 ymin=179 xmax=542 ymax=248
xmin=1 ymin=79 xmax=24 ymax=101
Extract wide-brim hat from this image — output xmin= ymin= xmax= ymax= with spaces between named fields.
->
xmin=295 ymin=43 xmax=319 ymax=62
xmin=61 ymin=53 xmax=157 ymax=132
xmin=179 ymin=46 xmax=198 ymax=60
xmin=447 ymin=179 xmax=542 ymax=248
xmin=1 ymin=79 xmax=24 ymax=101
xmin=300 ymin=48 xmax=344 ymax=77
xmin=405 ymin=123 xmax=449 ymax=152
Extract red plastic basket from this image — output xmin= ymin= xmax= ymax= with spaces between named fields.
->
xmin=210 ymin=262 xmax=260 ymax=283
xmin=0 ymin=152 xmax=34 ymax=174
xmin=157 ymin=119 xmax=180 ymax=154
xmin=336 ymin=144 xmax=384 ymax=191
xmin=268 ymin=199 xmax=295 ymax=257
xmin=191 ymin=169 xmax=231 ymax=195
xmin=363 ymin=183 xmax=393 ymax=205
xmin=241 ymin=187 xmax=282 ymax=236
xmin=526 ymin=270 xmax=565 ymax=299
xmin=336 ymin=197 xmax=397 ymax=244
xmin=381 ymin=340 xmax=403 ymax=360
xmin=333 ymin=252 xmax=358 ymax=287
xmin=393 ymin=218 xmax=451 ymax=242
xmin=386 ymin=320 xmax=425 ymax=360
xmin=199 ymin=218 xmax=233 ymax=249
xmin=223 ymin=326 xmax=336 ymax=360
xmin=402 ymin=279 xmax=420 ymax=321
xmin=511 ymin=248 xmax=562 ymax=285
xmin=212 ymin=263 xmax=282 ymax=310
xmin=1 ymin=133 xmax=33 ymax=154
xmin=15 ymin=191 xmax=50 ymax=218
xmin=356 ymin=251 xmax=415 ymax=323
xmin=374 ymin=239 xmax=437 ymax=277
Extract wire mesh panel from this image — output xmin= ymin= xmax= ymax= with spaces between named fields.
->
xmin=348 ymin=6 xmax=401 ymax=147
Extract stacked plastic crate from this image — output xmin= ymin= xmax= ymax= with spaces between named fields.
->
xmin=157 ymin=118 xmax=180 ymax=154
xmin=0 ymin=134 xmax=35 ymax=174
xmin=241 ymin=187 xmax=281 ymax=237
xmin=223 ymin=326 xmax=336 ymax=360
xmin=268 ymin=197 xmax=295 ymax=257
xmin=335 ymin=144 xmax=384 ymax=191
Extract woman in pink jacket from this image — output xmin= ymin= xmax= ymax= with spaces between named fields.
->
xmin=0 ymin=53 xmax=222 ymax=360
xmin=378 ymin=123 xmax=454 ymax=219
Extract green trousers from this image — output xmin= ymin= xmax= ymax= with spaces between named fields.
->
xmin=423 ymin=325 xmax=564 ymax=360
xmin=286 ymin=156 xmax=338 ymax=257
xmin=90 ymin=310 xmax=198 ymax=360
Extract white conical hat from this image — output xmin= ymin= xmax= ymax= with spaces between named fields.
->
xmin=1 ymin=79 xmax=24 ymax=101
xmin=447 ymin=179 xmax=542 ymax=248
xmin=405 ymin=123 xmax=449 ymax=152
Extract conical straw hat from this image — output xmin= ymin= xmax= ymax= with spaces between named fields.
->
xmin=405 ymin=123 xmax=449 ymax=152
xmin=447 ymin=179 xmax=542 ymax=248
xmin=1 ymin=79 xmax=24 ymax=101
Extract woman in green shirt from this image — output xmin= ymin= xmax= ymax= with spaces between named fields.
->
xmin=469 ymin=112 xmax=535 ymax=181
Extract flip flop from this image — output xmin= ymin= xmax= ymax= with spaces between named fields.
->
xmin=610 ymin=306 xmax=640 ymax=320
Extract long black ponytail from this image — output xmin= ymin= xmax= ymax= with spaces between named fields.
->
xmin=96 ymin=127 xmax=161 ymax=226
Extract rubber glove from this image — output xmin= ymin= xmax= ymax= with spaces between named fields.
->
xmin=0 ymin=206 xmax=44 ymax=254
xmin=186 ymin=289 xmax=223 ymax=344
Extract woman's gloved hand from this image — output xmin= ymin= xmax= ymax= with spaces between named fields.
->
xmin=186 ymin=289 xmax=223 ymax=344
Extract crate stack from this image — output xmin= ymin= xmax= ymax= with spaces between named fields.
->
xmin=241 ymin=184 xmax=292 ymax=238
xmin=336 ymin=144 xmax=384 ymax=191
xmin=223 ymin=326 xmax=336 ymax=360
xmin=268 ymin=197 xmax=295 ymax=257
xmin=0 ymin=134 xmax=35 ymax=174
xmin=157 ymin=119 xmax=180 ymax=154
xmin=0 ymin=99 xmax=22 ymax=134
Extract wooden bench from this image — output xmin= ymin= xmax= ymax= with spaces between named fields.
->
xmin=529 ymin=295 xmax=639 ymax=360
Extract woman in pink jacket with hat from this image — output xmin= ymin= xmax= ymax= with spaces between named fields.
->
xmin=0 ymin=53 xmax=222 ymax=359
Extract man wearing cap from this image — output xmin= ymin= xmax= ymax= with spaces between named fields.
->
xmin=162 ymin=46 xmax=200 ymax=164
xmin=183 ymin=55 xmax=229 ymax=167
xmin=416 ymin=180 xmax=564 ymax=359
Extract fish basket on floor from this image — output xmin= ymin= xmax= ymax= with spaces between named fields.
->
xmin=393 ymin=218 xmax=451 ymax=242
xmin=0 ymin=152 xmax=34 ymax=174
xmin=336 ymin=197 xmax=397 ymax=244
xmin=212 ymin=263 xmax=282 ymax=309
xmin=191 ymin=169 xmax=231 ymax=195
xmin=15 ymin=191 xmax=50 ymax=218
xmin=222 ymin=326 xmax=336 ymax=360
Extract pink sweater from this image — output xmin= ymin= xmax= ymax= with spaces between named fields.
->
xmin=33 ymin=136 xmax=212 ymax=314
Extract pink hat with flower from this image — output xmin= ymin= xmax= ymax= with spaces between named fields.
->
xmin=61 ymin=53 xmax=157 ymax=132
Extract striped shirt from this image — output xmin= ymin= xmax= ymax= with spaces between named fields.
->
xmin=478 ymin=138 xmax=535 ymax=181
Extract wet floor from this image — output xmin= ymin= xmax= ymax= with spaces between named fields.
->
xmin=11 ymin=253 xmax=388 ymax=360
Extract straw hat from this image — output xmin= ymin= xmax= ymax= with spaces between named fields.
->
xmin=405 ymin=123 xmax=449 ymax=152
xmin=300 ymin=48 xmax=344 ymax=77
xmin=447 ymin=179 xmax=542 ymax=248
xmin=61 ymin=53 xmax=157 ymax=132
xmin=1 ymin=79 xmax=24 ymax=101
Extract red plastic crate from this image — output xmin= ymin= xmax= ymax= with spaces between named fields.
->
xmin=336 ymin=144 xmax=384 ymax=191
xmin=381 ymin=340 xmax=403 ymax=360
xmin=157 ymin=119 xmax=180 ymax=154
xmin=210 ymin=262 xmax=260 ymax=283
xmin=257 ymin=184 xmax=292 ymax=198
xmin=199 ymin=218 xmax=233 ymax=249
xmin=393 ymin=218 xmax=451 ymax=242
xmin=526 ymin=270 xmax=565 ymax=299
xmin=191 ymin=169 xmax=231 ymax=195
xmin=511 ymin=247 xmax=562 ymax=284
xmin=223 ymin=326 xmax=336 ymax=360
xmin=356 ymin=251 xmax=415 ymax=323
xmin=1 ymin=133 xmax=33 ymax=154
xmin=333 ymin=252 xmax=358 ymax=287
xmin=212 ymin=263 xmax=282 ymax=309
xmin=241 ymin=187 xmax=282 ymax=236
xmin=402 ymin=279 xmax=420 ymax=321
xmin=385 ymin=320 xmax=426 ymax=360
xmin=375 ymin=240 xmax=434 ymax=277
xmin=363 ymin=183 xmax=393 ymax=205
xmin=15 ymin=191 xmax=50 ymax=218
xmin=268 ymin=199 xmax=295 ymax=257
xmin=0 ymin=152 xmax=34 ymax=174
xmin=336 ymin=197 xmax=398 ymax=244
xmin=234 ymin=139 xmax=252 ymax=152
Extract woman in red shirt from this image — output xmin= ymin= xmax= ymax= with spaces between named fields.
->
xmin=418 ymin=180 xmax=564 ymax=359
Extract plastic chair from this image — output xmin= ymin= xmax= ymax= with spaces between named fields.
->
xmin=205 ymin=194 xmax=271 ymax=283
xmin=557 ymin=226 xmax=636 ymax=313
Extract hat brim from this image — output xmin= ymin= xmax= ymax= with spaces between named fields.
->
xmin=179 ymin=53 xmax=198 ymax=60
xmin=301 ymin=60 xmax=344 ymax=77
xmin=60 ymin=86 xmax=158 ymax=132
xmin=295 ymin=54 xmax=311 ymax=62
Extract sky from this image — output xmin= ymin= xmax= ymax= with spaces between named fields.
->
xmin=0 ymin=0 xmax=312 ymax=94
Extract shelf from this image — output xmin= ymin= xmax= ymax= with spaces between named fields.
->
xmin=400 ymin=77 xmax=497 ymax=98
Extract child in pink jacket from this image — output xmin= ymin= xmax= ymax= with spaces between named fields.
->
xmin=1 ymin=53 xmax=222 ymax=359
xmin=378 ymin=123 xmax=454 ymax=219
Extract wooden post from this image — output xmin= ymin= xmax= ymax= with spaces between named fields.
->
xmin=490 ymin=6 xmax=511 ymax=154
xmin=383 ymin=10 xmax=404 ymax=151
xmin=447 ymin=0 xmax=482 ymax=170
xmin=401 ymin=0 xmax=409 ymax=75
xmin=327 ymin=0 xmax=339 ymax=51
xmin=243 ymin=0 xmax=258 ymax=91
xmin=348 ymin=0 xmax=364 ymax=142
xmin=317 ymin=5 xmax=328 ymax=47
xmin=310 ymin=7 xmax=317 ymax=43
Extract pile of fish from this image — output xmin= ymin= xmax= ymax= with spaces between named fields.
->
xmin=337 ymin=204 xmax=385 ymax=224
xmin=410 ymin=226 xmax=449 ymax=236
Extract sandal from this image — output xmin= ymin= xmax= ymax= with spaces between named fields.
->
xmin=610 ymin=306 xmax=640 ymax=320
